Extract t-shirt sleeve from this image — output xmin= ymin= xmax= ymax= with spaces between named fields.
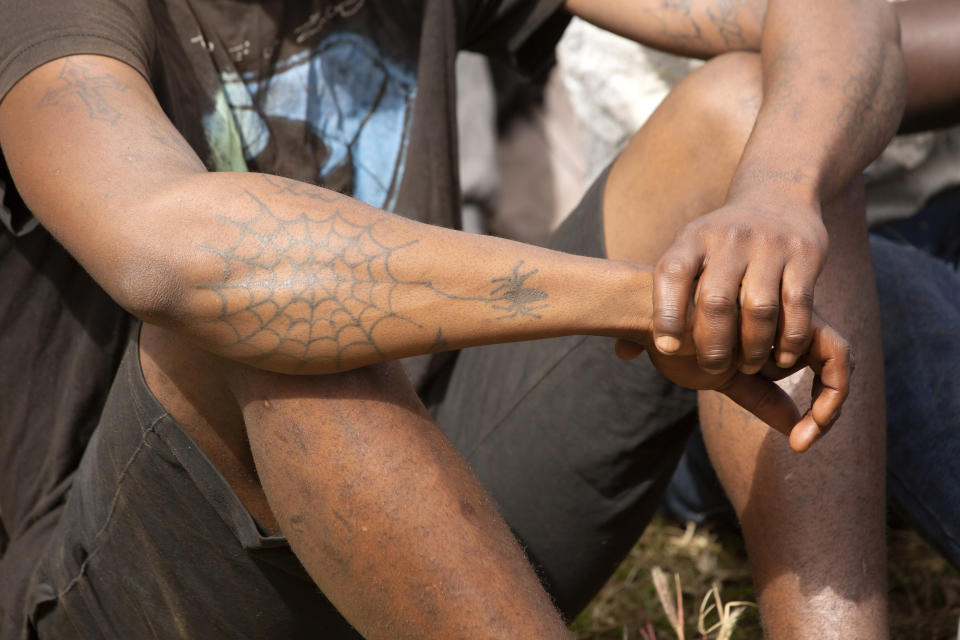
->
xmin=457 ymin=0 xmax=570 ymax=78
xmin=0 ymin=0 xmax=155 ymax=101
xmin=0 ymin=0 xmax=155 ymax=236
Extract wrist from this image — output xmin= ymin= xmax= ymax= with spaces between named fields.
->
xmin=601 ymin=261 xmax=655 ymax=345
xmin=726 ymin=180 xmax=822 ymax=218
xmin=727 ymin=163 xmax=822 ymax=210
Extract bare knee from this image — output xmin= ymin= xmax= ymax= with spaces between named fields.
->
xmin=603 ymin=52 xmax=764 ymax=261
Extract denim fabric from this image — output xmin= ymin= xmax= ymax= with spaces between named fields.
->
xmin=664 ymin=187 xmax=960 ymax=568
xmin=872 ymin=231 xmax=960 ymax=566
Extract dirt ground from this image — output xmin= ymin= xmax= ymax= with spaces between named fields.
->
xmin=571 ymin=517 xmax=960 ymax=640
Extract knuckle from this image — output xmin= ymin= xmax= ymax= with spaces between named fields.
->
xmin=654 ymin=310 xmax=684 ymax=333
xmin=781 ymin=329 xmax=811 ymax=348
xmin=659 ymin=256 xmax=697 ymax=281
xmin=789 ymin=235 xmax=815 ymax=252
xmin=743 ymin=347 xmax=771 ymax=364
xmin=676 ymin=221 xmax=703 ymax=242
xmin=789 ymin=236 xmax=826 ymax=264
xmin=700 ymin=294 xmax=737 ymax=319
xmin=699 ymin=349 xmax=732 ymax=370
xmin=742 ymin=299 xmax=780 ymax=324
xmin=656 ymin=308 xmax=684 ymax=323
xmin=783 ymin=287 xmax=815 ymax=312
xmin=723 ymin=222 xmax=754 ymax=244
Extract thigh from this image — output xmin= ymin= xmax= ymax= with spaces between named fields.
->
xmin=431 ymin=169 xmax=697 ymax=618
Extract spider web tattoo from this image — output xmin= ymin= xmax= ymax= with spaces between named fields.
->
xmin=198 ymin=192 xmax=548 ymax=368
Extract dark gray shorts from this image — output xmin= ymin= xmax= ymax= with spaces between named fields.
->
xmin=0 ymin=168 xmax=696 ymax=638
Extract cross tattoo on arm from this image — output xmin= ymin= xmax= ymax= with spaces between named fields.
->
xmin=39 ymin=58 xmax=128 ymax=125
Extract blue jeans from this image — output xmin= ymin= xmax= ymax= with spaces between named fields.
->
xmin=664 ymin=186 xmax=960 ymax=568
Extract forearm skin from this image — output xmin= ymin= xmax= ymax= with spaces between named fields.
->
xmin=0 ymin=55 xmax=653 ymax=376
xmin=564 ymin=0 xmax=766 ymax=60
xmin=566 ymin=0 xmax=906 ymax=205
xmin=136 ymin=171 xmax=654 ymax=374
xmin=729 ymin=0 xmax=906 ymax=204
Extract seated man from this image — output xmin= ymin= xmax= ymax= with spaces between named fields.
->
xmin=0 ymin=0 xmax=901 ymax=638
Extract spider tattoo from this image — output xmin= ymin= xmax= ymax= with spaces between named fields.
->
xmin=488 ymin=261 xmax=549 ymax=319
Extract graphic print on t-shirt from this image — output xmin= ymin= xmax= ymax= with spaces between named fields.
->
xmin=202 ymin=5 xmax=418 ymax=211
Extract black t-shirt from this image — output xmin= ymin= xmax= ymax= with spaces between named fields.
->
xmin=0 ymin=0 xmax=568 ymax=232
xmin=0 ymin=1 xmax=568 ymax=637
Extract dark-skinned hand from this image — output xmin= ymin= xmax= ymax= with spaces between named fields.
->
xmin=651 ymin=194 xmax=829 ymax=376
xmin=616 ymin=312 xmax=852 ymax=453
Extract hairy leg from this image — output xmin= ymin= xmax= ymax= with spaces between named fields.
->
xmin=139 ymin=324 xmax=570 ymax=639
xmin=602 ymin=52 xmax=887 ymax=638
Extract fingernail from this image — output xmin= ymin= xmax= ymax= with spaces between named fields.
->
xmin=655 ymin=336 xmax=681 ymax=353
xmin=777 ymin=353 xmax=796 ymax=368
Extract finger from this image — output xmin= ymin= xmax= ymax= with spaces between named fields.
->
xmin=738 ymin=254 xmax=784 ymax=375
xmin=758 ymin=354 xmax=808 ymax=381
xmin=653 ymin=237 xmax=703 ymax=355
xmin=775 ymin=258 xmax=818 ymax=368
xmin=785 ymin=320 xmax=853 ymax=452
xmin=718 ymin=372 xmax=802 ymax=438
xmin=806 ymin=320 xmax=854 ymax=433
xmin=614 ymin=338 xmax=644 ymax=361
xmin=692 ymin=255 xmax=746 ymax=374
xmin=789 ymin=414 xmax=822 ymax=453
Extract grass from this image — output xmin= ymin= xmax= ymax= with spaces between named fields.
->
xmin=570 ymin=517 xmax=960 ymax=639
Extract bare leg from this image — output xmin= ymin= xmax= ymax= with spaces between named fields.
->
xmin=139 ymin=324 xmax=570 ymax=639
xmin=602 ymin=52 xmax=887 ymax=638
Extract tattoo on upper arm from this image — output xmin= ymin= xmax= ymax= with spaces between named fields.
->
xmin=146 ymin=116 xmax=200 ymax=163
xmin=38 ymin=58 xmax=128 ymax=125
xmin=197 ymin=192 xmax=548 ymax=369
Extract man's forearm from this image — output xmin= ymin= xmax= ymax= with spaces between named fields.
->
xmin=0 ymin=55 xmax=654 ymax=377
xmin=565 ymin=0 xmax=766 ymax=60
xmin=728 ymin=0 xmax=906 ymax=203
xmin=568 ymin=0 xmax=905 ymax=203
xmin=129 ymin=172 xmax=654 ymax=374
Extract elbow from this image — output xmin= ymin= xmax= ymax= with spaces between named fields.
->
xmin=112 ymin=248 xmax=189 ymax=327
xmin=107 ymin=179 xmax=205 ymax=326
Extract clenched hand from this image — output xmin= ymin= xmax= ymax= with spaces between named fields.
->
xmin=652 ymin=195 xmax=829 ymax=376
xmin=617 ymin=312 xmax=852 ymax=453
